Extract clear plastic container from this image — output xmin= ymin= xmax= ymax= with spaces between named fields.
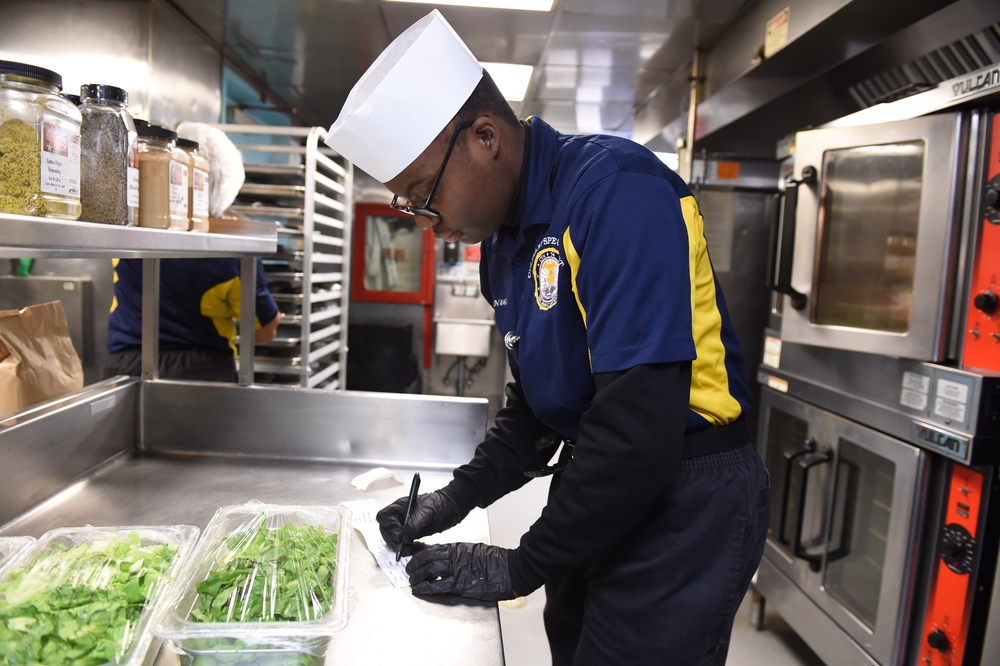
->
xmin=79 ymin=83 xmax=138 ymax=226
xmin=0 ymin=524 xmax=200 ymax=666
xmin=159 ymin=503 xmax=350 ymax=665
xmin=177 ymin=138 xmax=210 ymax=232
xmin=0 ymin=59 xmax=82 ymax=219
xmin=136 ymin=124 xmax=176 ymax=229
xmin=0 ymin=535 xmax=35 ymax=570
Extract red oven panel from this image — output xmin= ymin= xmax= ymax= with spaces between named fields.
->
xmin=963 ymin=112 xmax=1000 ymax=374
xmin=919 ymin=465 xmax=985 ymax=665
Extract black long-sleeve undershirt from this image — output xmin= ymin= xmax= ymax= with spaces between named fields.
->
xmin=447 ymin=361 xmax=692 ymax=596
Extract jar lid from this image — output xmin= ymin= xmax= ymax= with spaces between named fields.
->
xmin=0 ymin=59 xmax=63 ymax=89
xmin=176 ymin=138 xmax=200 ymax=150
xmin=80 ymin=83 xmax=128 ymax=105
xmin=137 ymin=124 xmax=178 ymax=141
xmin=62 ymin=93 xmax=81 ymax=106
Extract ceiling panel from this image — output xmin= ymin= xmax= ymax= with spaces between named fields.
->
xmin=168 ymin=0 xmax=754 ymax=138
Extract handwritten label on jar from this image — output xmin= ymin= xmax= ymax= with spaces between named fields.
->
xmin=168 ymin=160 xmax=188 ymax=216
xmin=40 ymin=114 xmax=81 ymax=197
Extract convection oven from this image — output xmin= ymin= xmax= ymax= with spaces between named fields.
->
xmin=771 ymin=109 xmax=1000 ymax=374
xmin=754 ymin=339 xmax=1000 ymax=666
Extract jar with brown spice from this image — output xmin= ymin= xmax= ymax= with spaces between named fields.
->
xmin=176 ymin=138 xmax=210 ymax=232
xmin=168 ymin=134 xmax=190 ymax=231
xmin=136 ymin=124 xmax=176 ymax=229
xmin=0 ymin=60 xmax=82 ymax=220
xmin=79 ymin=84 xmax=138 ymax=225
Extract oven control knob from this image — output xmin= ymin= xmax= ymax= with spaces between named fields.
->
xmin=941 ymin=523 xmax=975 ymax=574
xmin=974 ymin=291 xmax=998 ymax=314
xmin=928 ymin=629 xmax=951 ymax=652
xmin=985 ymin=188 xmax=999 ymax=208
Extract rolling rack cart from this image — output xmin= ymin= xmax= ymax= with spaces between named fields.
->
xmin=220 ymin=124 xmax=353 ymax=390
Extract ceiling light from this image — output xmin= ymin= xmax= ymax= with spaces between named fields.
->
xmin=482 ymin=62 xmax=533 ymax=101
xmin=385 ymin=0 xmax=555 ymax=11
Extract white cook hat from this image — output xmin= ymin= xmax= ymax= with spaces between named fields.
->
xmin=324 ymin=9 xmax=483 ymax=183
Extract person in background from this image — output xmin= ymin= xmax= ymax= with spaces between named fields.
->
xmin=326 ymin=10 xmax=770 ymax=666
xmin=103 ymin=257 xmax=280 ymax=381
xmin=103 ymin=121 xmax=280 ymax=382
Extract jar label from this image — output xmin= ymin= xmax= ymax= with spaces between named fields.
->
xmin=40 ymin=114 xmax=81 ymax=198
xmin=192 ymin=169 xmax=210 ymax=217
xmin=169 ymin=161 xmax=189 ymax=216
xmin=127 ymin=166 xmax=139 ymax=208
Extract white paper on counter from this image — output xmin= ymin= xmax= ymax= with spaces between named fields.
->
xmin=350 ymin=467 xmax=402 ymax=492
xmin=342 ymin=499 xmax=411 ymax=589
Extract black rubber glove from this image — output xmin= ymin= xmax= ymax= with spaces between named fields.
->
xmin=406 ymin=542 xmax=516 ymax=601
xmin=376 ymin=486 xmax=471 ymax=553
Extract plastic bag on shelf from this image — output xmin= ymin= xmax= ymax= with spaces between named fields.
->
xmin=175 ymin=122 xmax=245 ymax=217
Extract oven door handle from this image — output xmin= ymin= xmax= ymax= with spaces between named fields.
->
xmin=794 ymin=447 xmax=832 ymax=573
xmin=769 ymin=166 xmax=815 ymax=311
xmin=778 ymin=438 xmax=817 ymax=546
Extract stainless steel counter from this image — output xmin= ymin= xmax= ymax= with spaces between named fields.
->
xmin=1 ymin=452 xmax=502 ymax=666
xmin=1 ymin=379 xmax=500 ymax=665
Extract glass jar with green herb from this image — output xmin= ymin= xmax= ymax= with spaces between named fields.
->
xmin=0 ymin=60 xmax=82 ymax=220
xmin=79 ymin=84 xmax=138 ymax=226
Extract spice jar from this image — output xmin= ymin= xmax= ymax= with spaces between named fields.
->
xmin=79 ymin=84 xmax=138 ymax=226
xmin=176 ymin=138 xmax=210 ymax=232
xmin=168 ymin=133 xmax=190 ymax=231
xmin=136 ymin=124 xmax=176 ymax=229
xmin=0 ymin=60 xmax=82 ymax=220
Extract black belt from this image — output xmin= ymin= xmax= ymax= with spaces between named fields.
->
xmin=681 ymin=418 xmax=753 ymax=459
xmin=525 ymin=418 xmax=752 ymax=477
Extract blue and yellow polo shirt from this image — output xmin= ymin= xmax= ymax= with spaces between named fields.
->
xmin=481 ymin=117 xmax=750 ymax=440
xmin=107 ymin=257 xmax=279 ymax=354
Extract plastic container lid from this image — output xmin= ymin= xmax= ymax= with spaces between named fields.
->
xmin=0 ymin=524 xmax=200 ymax=666
xmin=158 ymin=502 xmax=350 ymax=660
xmin=0 ymin=536 xmax=35 ymax=571
xmin=80 ymin=83 xmax=128 ymax=105
xmin=0 ymin=59 xmax=63 ymax=89
xmin=137 ymin=124 xmax=178 ymax=142
xmin=176 ymin=138 xmax=200 ymax=150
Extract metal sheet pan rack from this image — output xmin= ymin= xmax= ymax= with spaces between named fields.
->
xmin=219 ymin=124 xmax=353 ymax=390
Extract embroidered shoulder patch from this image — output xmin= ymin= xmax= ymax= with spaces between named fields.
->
xmin=533 ymin=247 xmax=562 ymax=311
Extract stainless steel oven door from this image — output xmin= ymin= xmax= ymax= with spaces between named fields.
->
xmin=759 ymin=388 xmax=928 ymax=665
xmin=779 ymin=112 xmax=969 ymax=362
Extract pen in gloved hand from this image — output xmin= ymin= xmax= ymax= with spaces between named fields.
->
xmin=396 ymin=472 xmax=421 ymax=562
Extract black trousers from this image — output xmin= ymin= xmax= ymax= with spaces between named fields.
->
xmin=543 ymin=443 xmax=770 ymax=665
xmin=103 ymin=347 xmax=238 ymax=383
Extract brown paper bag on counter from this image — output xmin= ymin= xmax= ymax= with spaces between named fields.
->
xmin=0 ymin=301 xmax=84 ymax=418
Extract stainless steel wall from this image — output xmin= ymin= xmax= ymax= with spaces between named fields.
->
xmin=0 ymin=0 xmax=221 ymax=125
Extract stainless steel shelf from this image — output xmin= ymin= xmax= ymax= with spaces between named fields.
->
xmin=217 ymin=122 xmax=352 ymax=390
xmin=0 ymin=212 xmax=277 ymax=259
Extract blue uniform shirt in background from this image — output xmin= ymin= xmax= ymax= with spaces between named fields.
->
xmin=107 ymin=257 xmax=279 ymax=354
xmin=481 ymin=117 xmax=750 ymax=440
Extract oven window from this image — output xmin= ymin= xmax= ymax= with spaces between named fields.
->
xmin=363 ymin=215 xmax=423 ymax=293
xmin=824 ymin=439 xmax=895 ymax=630
xmin=814 ymin=142 xmax=924 ymax=332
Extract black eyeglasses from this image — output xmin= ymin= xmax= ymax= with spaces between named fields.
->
xmin=390 ymin=121 xmax=473 ymax=219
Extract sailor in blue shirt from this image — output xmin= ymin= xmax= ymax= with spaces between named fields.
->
xmin=327 ymin=10 xmax=770 ymax=665
xmin=104 ymin=257 xmax=280 ymax=381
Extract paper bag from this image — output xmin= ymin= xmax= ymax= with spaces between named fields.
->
xmin=0 ymin=301 xmax=84 ymax=418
